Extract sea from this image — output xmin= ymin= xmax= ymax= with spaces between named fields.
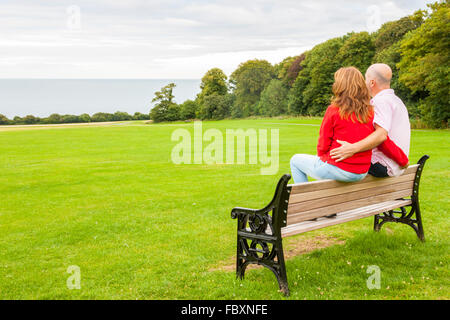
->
xmin=0 ymin=79 xmax=201 ymax=119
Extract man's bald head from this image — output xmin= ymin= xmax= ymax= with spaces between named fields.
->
xmin=366 ymin=63 xmax=392 ymax=86
xmin=365 ymin=63 xmax=392 ymax=96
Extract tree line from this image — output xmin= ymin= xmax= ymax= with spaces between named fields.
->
xmin=0 ymin=112 xmax=149 ymax=125
xmin=150 ymin=1 xmax=449 ymax=128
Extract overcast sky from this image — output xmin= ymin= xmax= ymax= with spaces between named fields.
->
xmin=0 ymin=0 xmax=430 ymax=79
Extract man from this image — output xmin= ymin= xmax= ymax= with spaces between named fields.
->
xmin=330 ymin=63 xmax=410 ymax=177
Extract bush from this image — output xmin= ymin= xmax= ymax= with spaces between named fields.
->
xmin=0 ymin=114 xmax=11 ymax=125
xmin=112 ymin=111 xmax=133 ymax=121
xmin=91 ymin=112 xmax=114 ymax=122
xmin=133 ymin=112 xmax=150 ymax=120
xmin=23 ymin=115 xmax=40 ymax=125
xmin=198 ymin=93 xmax=233 ymax=120
xmin=179 ymin=100 xmax=199 ymax=120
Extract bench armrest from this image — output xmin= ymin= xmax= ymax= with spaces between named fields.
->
xmin=231 ymin=207 xmax=259 ymax=219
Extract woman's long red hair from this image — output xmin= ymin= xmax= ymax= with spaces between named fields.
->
xmin=331 ymin=67 xmax=373 ymax=123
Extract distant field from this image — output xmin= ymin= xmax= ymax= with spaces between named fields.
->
xmin=0 ymin=118 xmax=448 ymax=299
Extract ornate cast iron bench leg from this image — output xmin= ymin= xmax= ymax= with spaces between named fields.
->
xmin=373 ymin=155 xmax=429 ymax=242
xmin=231 ymin=174 xmax=291 ymax=296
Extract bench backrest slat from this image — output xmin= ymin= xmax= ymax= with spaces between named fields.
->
xmin=286 ymin=165 xmax=418 ymax=224
xmin=288 ymin=165 xmax=418 ymax=195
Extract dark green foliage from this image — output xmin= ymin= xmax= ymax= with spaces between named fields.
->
xmin=288 ymin=37 xmax=346 ymax=116
xmin=373 ymin=11 xmax=425 ymax=53
xmin=132 ymin=112 xmax=150 ymax=120
xmin=398 ymin=1 xmax=450 ymax=128
xmin=196 ymin=68 xmax=231 ymax=120
xmin=112 ymin=111 xmax=133 ymax=121
xmin=198 ymin=93 xmax=233 ymax=120
xmin=23 ymin=115 xmax=40 ymax=124
xmin=258 ymin=79 xmax=289 ymax=116
xmin=197 ymin=68 xmax=228 ymax=105
xmin=79 ymin=113 xmax=91 ymax=122
xmin=179 ymin=100 xmax=199 ymax=120
xmin=372 ymin=11 xmax=425 ymax=118
xmin=230 ymin=59 xmax=275 ymax=117
xmin=0 ymin=114 xmax=11 ymax=125
xmin=337 ymin=32 xmax=376 ymax=72
xmin=45 ymin=114 xmax=63 ymax=124
xmin=149 ymin=83 xmax=179 ymax=123
xmin=91 ymin=112 xmax=114 ymax=122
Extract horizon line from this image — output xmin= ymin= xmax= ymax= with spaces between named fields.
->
xmin=0 ymin=78 xmax=201 ymax=80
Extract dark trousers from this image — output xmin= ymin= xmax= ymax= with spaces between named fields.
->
xmin=369 ymin=162 xmax=389 ymax=177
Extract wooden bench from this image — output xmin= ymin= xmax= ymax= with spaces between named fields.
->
xmin=231 ymin=155 xmax=429 ymax=296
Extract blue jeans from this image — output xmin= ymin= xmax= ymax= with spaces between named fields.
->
xmin=290 ymin=154 xmax=367 ymax=183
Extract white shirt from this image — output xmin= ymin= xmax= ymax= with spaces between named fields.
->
xmin=371 ymin=89 xmax=411 ymax=176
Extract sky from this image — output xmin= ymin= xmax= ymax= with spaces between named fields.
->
xmin=0 ymin=0 xmax=431 ymax=79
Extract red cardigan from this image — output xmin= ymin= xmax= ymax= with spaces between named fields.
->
xmin=317 ymin=105 xmax=375 ymax=174
xmin=377 ymin=137 xmax=409 ymax=167
xmin=317 ymin=105 xmax=409 ymax=174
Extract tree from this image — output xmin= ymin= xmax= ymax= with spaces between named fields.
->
xmin=371 ymin=11 xmax=425 ymax=117
xmin=288 ymin=36 xmax=346 ymax=116
xmin=45 ymin=113 xmax=63 ymax=124
xmin=282 ymin=54 xmax=306 ymax=87
xmin=258 ymin=79 xmax=289 ymax=116
xmin=196 ymin=68 xmax=228 ymax=105
xmin=337 ymin=32 xmax=376 ymax=72
xmin=373 ymin=11 xmax=425 ymax=53
xmin=133 ymin=112 xmax=149 ymax=120
xmin=165 ymin=104 xmax=181 ymax=121
xmin=13 ymin=116 xmax=24 ymax=124
xmin=23 ymin=115 xmax=39 ymax=124
xmin=79 ymin=113 xmax=91 ymax=123
xmin=179 ymin=100 xmax=199 ymax=120
xmin=112 ymin=111 xmax=133 ymax=121
xmin=91 ymin=112 xmax=114 ymax=122
xmin=149 ymin=83 xmax=179 ymax=122
xmin=61 ymin=114 xmax=81 ymax=123
xmin=0 ymin=114 xmax=10 ymax=125
xmin=398 ymin=1 xmax=450 ymax=128
xmin=230 ymin=59 xmax=275 ymax=117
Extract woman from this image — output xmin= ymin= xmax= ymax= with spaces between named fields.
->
xmin=290 ymin=67 xmax=375 ymax=183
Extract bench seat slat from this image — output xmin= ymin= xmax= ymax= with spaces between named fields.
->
xmin=288 ymin=181 xmax=413 ymax=217
xmin=288 ymin=165 xmax=418 ymax=195
xmin=282 ymin=199 xmax=412 ymax=237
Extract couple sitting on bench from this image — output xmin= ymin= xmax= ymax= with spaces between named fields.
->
xmin=231 ymin=64 xmax=428 ymax=296
xmin=290 ymin=63 xmax=410 ymax=184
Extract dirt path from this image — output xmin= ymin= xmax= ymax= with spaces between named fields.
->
xmin=210 ymin=235 xmax=346 ymax=272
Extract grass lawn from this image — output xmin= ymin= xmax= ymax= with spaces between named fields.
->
xmin=0 ymin=118 xmax=448 ymax=299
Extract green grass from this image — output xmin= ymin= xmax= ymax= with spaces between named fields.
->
xmin=0 ymin=118 xmax=448 ymax=299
